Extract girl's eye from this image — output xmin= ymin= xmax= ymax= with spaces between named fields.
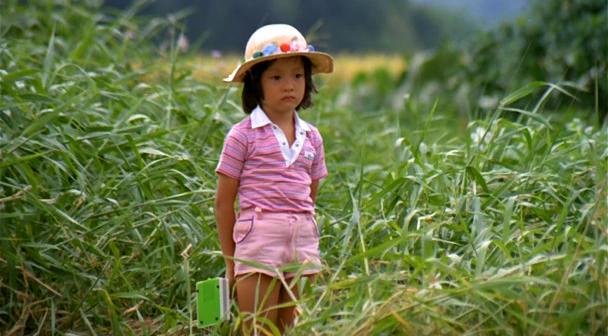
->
xmin=295 ymin=73 xmax=304 ymax=79
xmin=272 ymin=76 xmax=281 ymax=80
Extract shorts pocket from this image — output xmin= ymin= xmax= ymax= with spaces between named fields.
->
xmin=233 ymin=217 xmax=254 ymax=243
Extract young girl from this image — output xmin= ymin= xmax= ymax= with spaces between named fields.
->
xmin=214 ymin=24 xmax=333 ymax=333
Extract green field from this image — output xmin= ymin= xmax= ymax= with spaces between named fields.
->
xmin=1 ymin=2 xmax=606 ymax=335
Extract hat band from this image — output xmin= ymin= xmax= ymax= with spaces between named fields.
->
xmin=249 ymin=40 xmax=316 ymax=61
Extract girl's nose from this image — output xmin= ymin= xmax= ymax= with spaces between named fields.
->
xmin=284 ymin=79 xmax=295 ymax=91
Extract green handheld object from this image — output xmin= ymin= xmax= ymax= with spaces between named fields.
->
xmin=197 ymin=277 xmax=230 ymax=328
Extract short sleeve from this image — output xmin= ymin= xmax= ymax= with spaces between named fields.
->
xmin=310 ymin=129 xmax=328 ymax=180
xmin=216 ymin=127 xmax=248 ymax=180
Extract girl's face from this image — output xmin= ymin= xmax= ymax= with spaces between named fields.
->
xmin=260 ymin=57 xmax=306 ymax=115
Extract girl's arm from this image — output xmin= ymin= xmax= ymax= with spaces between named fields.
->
xmin=214 ymin=173 xmax=239 ymax=283
xmin=310 ymin=180 xmax=320 ymax=203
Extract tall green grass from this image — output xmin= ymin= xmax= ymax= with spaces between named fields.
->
xmin=302 ymin=87 xmax=607 ymax=335
xmin=1 ymin=1 xmax=232 ymax=334
xmin=1 ymin=2 xmax=606 ymax=335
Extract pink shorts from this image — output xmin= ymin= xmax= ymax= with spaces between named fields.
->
xmin=233 ymin=207 xmax=322 ymax=278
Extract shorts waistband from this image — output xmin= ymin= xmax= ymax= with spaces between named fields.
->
xmin=239 ymin=207 xmax=314 ymax=219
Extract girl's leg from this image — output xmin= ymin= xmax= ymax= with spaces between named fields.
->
xmin=277 ymin=274 xmax=316 ymax=333
xmin=236 ymin=273 xmax=281 ymax=334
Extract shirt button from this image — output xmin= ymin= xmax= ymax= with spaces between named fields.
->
xmin=300 ymin=132 xmax=304 ymax=135
xmin=282 ymin=142 xmax=286 ymax=145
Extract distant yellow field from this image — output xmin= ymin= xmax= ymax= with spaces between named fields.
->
xmin=184 ymin=53 xmax=406 ymax=85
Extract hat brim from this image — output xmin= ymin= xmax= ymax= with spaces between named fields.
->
xmin=223 ymin=51 xmax=334 ymax=83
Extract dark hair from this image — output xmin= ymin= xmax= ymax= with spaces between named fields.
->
xmin=241 ymin=56 xmax=317 ymax=114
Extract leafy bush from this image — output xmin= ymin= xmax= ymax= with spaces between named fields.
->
xmin=399 ymin=0 xmax=607 ymax=124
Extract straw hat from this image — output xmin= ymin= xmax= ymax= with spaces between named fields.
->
xmin=224 ymin=24 xmax=334 ymax=83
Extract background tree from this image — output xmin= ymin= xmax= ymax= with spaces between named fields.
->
xmin=103 ymin=0 xmax=481 ymax=53
xmin=463 ymin=0 xmax=607 ymax=122
xmin=399 ymin=0 xmax=607 ymax=123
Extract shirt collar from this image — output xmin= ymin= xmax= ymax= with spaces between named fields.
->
xmin=251 ymin=105 xmax=311 ymax=132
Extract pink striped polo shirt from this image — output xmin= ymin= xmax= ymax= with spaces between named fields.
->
xmin=216 ymin=107 xmax=328 ymax=214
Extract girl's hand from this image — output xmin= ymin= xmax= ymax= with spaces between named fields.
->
xmin=226 ymin=262 xmax=236 ymax=294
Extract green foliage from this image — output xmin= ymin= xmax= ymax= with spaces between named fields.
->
xmin=399 ymin=0 xmax=607 ymax=124
xmin=466 ymin=0 xmax=607 ymax=120
xmin=0 ymin=0 xmax=234 ymax=333
xmin=1 ymin=1 xmax=607 ymax=335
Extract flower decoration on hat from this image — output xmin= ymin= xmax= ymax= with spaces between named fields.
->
xmin=251 ymin=36 xmax=317 ymax=61
xmin=262 ymin=43 xmax=278 ymax=56
xmin=289 ymin=40 xmax=299 ymax=52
